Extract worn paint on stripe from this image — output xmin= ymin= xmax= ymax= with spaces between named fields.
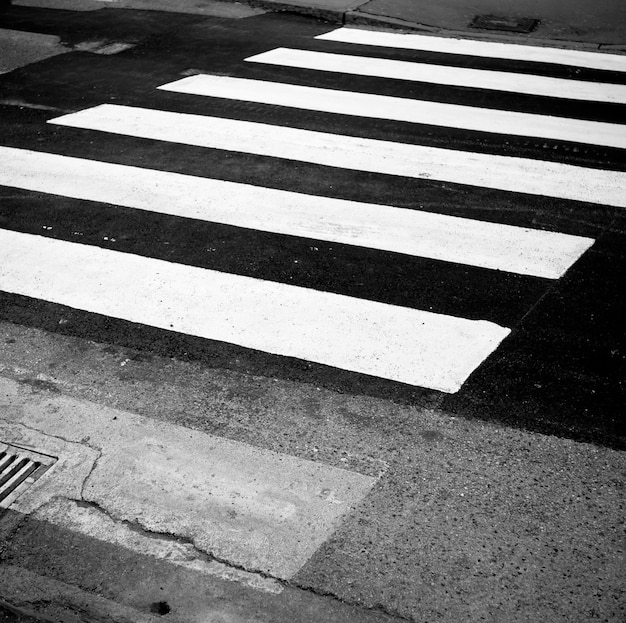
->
xmin=0 ymin=380 xmax=376 ymax=580
xmin=0 ymin=146 xmax=594 ymax=278
xmin=0 ymin=229 xmax=510 ymax=392
xmin=48 ymin=105 xmax=626 ymax=207
xmin=316 ymin=27 xmax=626 ymax=73
xmin=246 ymin=48 xmax=626 ymax=104
xmin=157 ymin=74 xmax=626 ymax=149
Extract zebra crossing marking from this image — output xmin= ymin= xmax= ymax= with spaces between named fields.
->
xmin=0 ymin=229 xmax=510 ymax=392
xmin=316 ymin=27 xmax=626 ymax=73
xmin=49 ymin=104 xmax=626 ymax=208
xmin=2 ymin=28 xmax=621 ymax=394
xmin=0 ymin=146 xmax=594 ymax=279
xmin=246 ymin=48 xmax=626 ymax=104
xmin=158 ymin=75 xmax=626 ymax=149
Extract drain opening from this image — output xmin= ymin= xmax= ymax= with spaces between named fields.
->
xmin=470 ymin=15 xmax=540 ymax=33
xmin=0 ymin=443 xmax=57 ymax=509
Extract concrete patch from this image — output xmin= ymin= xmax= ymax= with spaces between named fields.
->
xmin=82 ymin=428 xmax=375 ymax=578
xmin=0 ymin=29 xmax=69 ymax=74
xmin=0 ymin=27 xmax=138 ymax=77
xmin=0 ymin=376 xmax=376 ymax=579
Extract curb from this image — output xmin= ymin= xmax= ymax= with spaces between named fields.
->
xmin=0 ymin=599 xmax=56 ymax=623
xmin=240 ymin=0 xmax=626 ymax=51
xmin=4 ymin=0 xmax=626 ymax=52
xmin=242 ymin=0 xmax=626 ymax=52
xmin=247 ymin=0 xmax=346 ymax=23
xmin=343 ymin=10 xmax=626 ymax=52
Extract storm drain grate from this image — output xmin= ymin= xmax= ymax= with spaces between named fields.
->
xmin=470 ymin=15 xmax=540 ymax=33
xmin=0 ymin=443 xmax=57 ymax=509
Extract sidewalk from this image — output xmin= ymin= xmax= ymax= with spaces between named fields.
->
xmin=11 ymin=0 xmax=626 ymax=49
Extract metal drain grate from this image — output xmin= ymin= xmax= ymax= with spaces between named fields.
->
xmin=0 ymin=443 xmax=57 ymax=509
xmin=470 ymin=15 xmax=540 ymax=33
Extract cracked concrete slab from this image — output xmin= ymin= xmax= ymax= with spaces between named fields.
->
xmin=0 ymin=376 xmax=377 ymax=579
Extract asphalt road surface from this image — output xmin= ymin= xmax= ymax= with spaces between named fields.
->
xmin=0 ymin=4 xmax=624 ymax=446
xmin=0 ymin=4 xmax=624 ymax=622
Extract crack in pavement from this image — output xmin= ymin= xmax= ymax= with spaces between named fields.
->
xmin=58 ymin=497 xmax=285 ymax=595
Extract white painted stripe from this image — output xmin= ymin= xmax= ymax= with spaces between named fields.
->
xmin=157 ymin=75 xmax=626 ymax=150
xmin=48 ymin=104 xmax=626 ymax=208
xmin=316 ymin=27 xmax=626 ymax=73
xmin=246 ymin=48 xmax=626 ymax=104
xmin=0 ymin=229 xmax=510 ymax=392
xmin=0 ymin=146 xmax=594 ymax=278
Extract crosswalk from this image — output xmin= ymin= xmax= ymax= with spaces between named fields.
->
xmin=246 ymin=47 xmax=626 ymax=103
xmin=44 ymin=104 xmax=625 ymax=205
xmin=1 ymin=26 xmax=624 ymax=394
xmin=155 ymin=74 xmax=625 ymax=148
xmin=315 ymin=27 xmax=626 ymax=71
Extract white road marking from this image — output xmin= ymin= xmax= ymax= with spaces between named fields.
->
xmin=0 ymin=229 xmax=510 ymax=392
xmin=159 ymin=74 xmax=626 ymax=148
xmin=316 ymin=27 xmax=626 ymax=73
xmin=157 ymin=75 xmax=626 ymax=150
xmin=0 ymin=146 xmax=594 ymax=278
xmin=49 ymin=104 xmax=626 ymax=207
xmin=246 ymin=48 xmax=626 ymax=104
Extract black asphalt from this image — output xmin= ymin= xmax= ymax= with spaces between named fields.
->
xmin=0 ymin=5 xmax=624 ymax=448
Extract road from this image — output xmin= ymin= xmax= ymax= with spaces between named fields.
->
xmin=0 ymin=4 xmax=624 ymax=622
